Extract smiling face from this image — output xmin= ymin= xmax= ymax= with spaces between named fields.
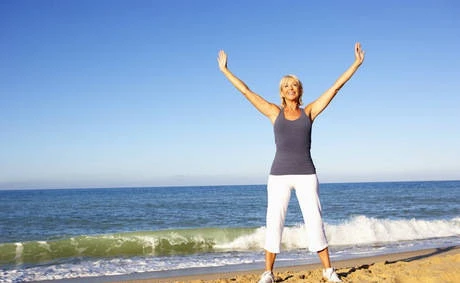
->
xmin=279 ymin=75 xmax=303 ymax=107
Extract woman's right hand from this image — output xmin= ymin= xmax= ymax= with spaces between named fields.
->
xmin=217 ymin=50 xmax=228 ymax=71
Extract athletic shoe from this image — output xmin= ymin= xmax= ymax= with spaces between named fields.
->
xmin=323 ymin=267 xmax=342 ymax=282
xmin=258 ymin=270 xmax=275 ymax=283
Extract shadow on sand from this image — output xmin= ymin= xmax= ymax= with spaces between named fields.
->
xmin=337 ymin=246 xmax=458 ymax=280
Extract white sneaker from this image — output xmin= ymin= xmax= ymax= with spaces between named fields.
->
xmin=323 ymin=267 xmax=342 ymax=282
xmin=258 ymin=270 xmax=275 ymax=283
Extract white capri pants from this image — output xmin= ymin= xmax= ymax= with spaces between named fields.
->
xmin=264 ymin=174 xmax=328 ymax=253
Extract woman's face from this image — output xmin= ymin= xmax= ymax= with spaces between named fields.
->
xmin=281 ymin=79 xmax=300 ymax=101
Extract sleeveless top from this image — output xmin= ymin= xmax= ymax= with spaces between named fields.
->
xmin=269 ymin=109 xmax=316 ymax=175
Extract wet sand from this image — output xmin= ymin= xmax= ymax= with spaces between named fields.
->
xmin=109 ymin=245 xmax=459 ymax=283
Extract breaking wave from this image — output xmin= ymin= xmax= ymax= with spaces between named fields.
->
xmin=1 ymin=216 xmax=458 ymax=266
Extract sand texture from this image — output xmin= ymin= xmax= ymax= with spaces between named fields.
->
xmin=112 ymin=246 xmax=459 ymax=283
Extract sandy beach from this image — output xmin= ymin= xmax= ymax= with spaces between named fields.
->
xmin=111 ymin=246 xmax=459 ymax=283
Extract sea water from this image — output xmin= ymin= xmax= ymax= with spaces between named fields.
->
xmin=0 ymin=181 xmax=459 ymax=282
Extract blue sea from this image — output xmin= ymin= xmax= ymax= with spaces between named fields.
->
xmin=0 ymin=180 xmax=459 ymax=282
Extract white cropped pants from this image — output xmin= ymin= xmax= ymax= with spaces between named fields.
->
xmin=264 ymin=174 xmax=328 ymax=253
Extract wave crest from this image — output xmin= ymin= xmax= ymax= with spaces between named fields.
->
xmin=1 ymin=216 xmax=458 ymax=266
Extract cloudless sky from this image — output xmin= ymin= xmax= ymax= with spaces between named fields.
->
xmin=1 ymin=0 xmax=459 ymax=189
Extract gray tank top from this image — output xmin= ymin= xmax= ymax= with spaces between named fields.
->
xmin=270 ymin=109 xmax=316 ymax=175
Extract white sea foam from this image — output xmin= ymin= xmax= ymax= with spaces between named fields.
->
xmin=216 ymin=216 xmax=460 ymax=251
xmin=215 ymin=227 xmax=266 ymax=250
xmin=14 ymin=243 xmax=23 ymax=265
xmin=1 ymin=216 xmax=459 ymax=282
xmin=0 ymin=252 xmax=262 ymax=282
xmin=326 ymin=216 xmax=460 ymax=246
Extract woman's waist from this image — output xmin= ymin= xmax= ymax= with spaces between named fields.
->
xmin=273 ymin=150 xmax=312 ymax=159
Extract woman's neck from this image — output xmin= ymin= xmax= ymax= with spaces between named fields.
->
xmin=284 ymin=101 xmax=298 ymax=111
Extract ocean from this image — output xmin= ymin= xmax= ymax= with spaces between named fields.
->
xmin=0 ymin=180 xmax=459 ymax=282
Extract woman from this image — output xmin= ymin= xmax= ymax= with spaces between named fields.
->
xmin=217 ymin=43 xmax=364 ymax=283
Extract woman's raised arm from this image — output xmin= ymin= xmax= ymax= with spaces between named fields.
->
xmin=306 ymin=42 xmax=365 ymax=121
xmin=218 ymin=50 xmax=279 ymax=122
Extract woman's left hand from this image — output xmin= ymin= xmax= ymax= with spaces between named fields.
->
xmin=354 ymin=42 xmax=365 ymax=65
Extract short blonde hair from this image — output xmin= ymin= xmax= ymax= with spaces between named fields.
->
xmin=279 ymin=74 xmax=303 ymax=107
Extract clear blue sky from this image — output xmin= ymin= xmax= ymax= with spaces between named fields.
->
xmin=1 ymin=1 xmax=459 ymax=189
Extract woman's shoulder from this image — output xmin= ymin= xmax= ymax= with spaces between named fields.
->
xmin=303 ymin=106 xmax=314 ymax=121
xmin=267 ymin=104 xmax=282 ymax=124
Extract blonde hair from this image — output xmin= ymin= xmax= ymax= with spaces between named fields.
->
xmin=279 ymin=74 xmax=303 ymax=107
